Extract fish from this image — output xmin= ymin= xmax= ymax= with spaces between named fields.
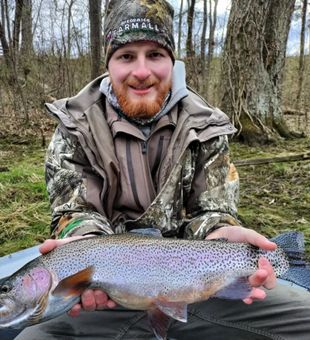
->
xmin=0 ymin=230 xmax=309 ymax=340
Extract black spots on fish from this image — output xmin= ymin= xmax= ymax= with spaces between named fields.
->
xmin=259 ymin=248 xmax=289 ymax=276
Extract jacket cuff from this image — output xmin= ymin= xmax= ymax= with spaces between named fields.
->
xmin=53 ymin=214 xmax=114 ymax=239
xmin=63 ymin=223 xmax=113 ymax=237
xmin=185 ymin=213 xmax=241 ymax=239
xmin=204 ymin=223 xmax=234 ymax=238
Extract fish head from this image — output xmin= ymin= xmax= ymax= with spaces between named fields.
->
xmin=0 ymin=266 xmax=52 ymax=329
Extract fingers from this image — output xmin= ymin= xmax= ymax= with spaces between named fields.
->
xmin=257 ymin=257 xmax=277 ymax=289
xmin=68 ymin=289 xmax=117 ymax=316
xmin=81 ymin=289 xmax=97 ymax=311
xmin=39 ymin=236 xmax=84 ymax=254
xmin=248 ymin=258 xmax=276 ymax=289
xmin=39 ymin=239 xmax=59 ymax=254
xmin=68 ymin=303 xmax=82 ymax=317
xmin=243 ymin=257 xmax=277 ymax=304
xmin=245 ymin=231 xmax=277 ymax=251
xmin=243 ymin=288 xmax=266 ymax=304
xmin=206 ymin=226 xmax=277 ymax=251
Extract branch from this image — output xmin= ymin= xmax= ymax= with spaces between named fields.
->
xmin=234 ymin=152 xmax=310 ymax=167
xmin=282 ymin=106 xmax=307 ymax=116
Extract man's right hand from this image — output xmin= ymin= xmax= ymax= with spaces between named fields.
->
xmin=39 ymin=237 xmax=117 ymax=317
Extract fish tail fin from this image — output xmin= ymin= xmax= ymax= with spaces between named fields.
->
xmin=271 ymin=232 xmax=310 ymax=291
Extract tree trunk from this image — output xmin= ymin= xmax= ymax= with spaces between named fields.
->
xmin=200 ymin=0 xmax=207 ymax=94
xmin=21 ymin=0 xmax=33 ymax=56
xmin=185 ymin=0 xmax=198 ymax=89
xmin=12 ymin=0 xmax=23 ymax=62
xmin=20 ymin=0 xmax=33 ymax=81
xmin=296 ymin=0 xmax=307 ymax=110
xmin=206 ymin=0 xmax=218 ymax=97
xmin=186 ymin=0 xmax=196 ymax=59
xmin=220 ymin=0 xmax=296 ymax=145
xmin=0 ymin=19 xmax=11 ymax=67
xmin=3 ymin=0 xmax=11 ymax=47
xmin=177 ymin=0 xmax=184 ymax=58
xmin=0 ymin=0 xmax=5 ymax=39
xmin=89 ymin=0 xmax=102 ymax=78
xmin=67 ymin=0 xmax=74 ymax=59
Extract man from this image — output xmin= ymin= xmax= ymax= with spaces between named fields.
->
xmin=16 ymin=0 xmax=310 ymax=339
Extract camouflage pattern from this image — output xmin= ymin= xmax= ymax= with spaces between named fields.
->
xmin=103 ymin=0 xmax=175 ymax=65
xmin=45 ymin=127 xmax=114 ymax=238
xmin=44 ymin=75 xmax=239 ymax=240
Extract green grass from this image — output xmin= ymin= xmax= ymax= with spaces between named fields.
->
xmin=0 ymin=137 xmax=309 ymax=256
xmin=0 ymin=140 xmax=50 ymax=256
xmin=230 ymin=137 xmax=310 ymax=254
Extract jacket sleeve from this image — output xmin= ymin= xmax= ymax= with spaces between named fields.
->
xmin=45 ymin=125 xmax=114 ymax=239
xmin=184 ymin=135 xmax=241 ymax=239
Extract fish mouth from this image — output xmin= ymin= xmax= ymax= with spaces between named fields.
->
xmin=0 ymin=298 xmax=29 ymax=328
xmin=0 ymin=294 xmax=48 ymax=329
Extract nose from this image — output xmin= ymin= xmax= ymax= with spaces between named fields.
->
xmin=131 ymin=57 xmax=151 ymax=80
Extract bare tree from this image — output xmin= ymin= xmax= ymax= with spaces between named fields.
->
xmin=0 ymin=19 xmax=10 ymax=67
xmin=296 ymin=0 xmax=308 ymax=110
xmin=205 ymin=0 xmax=218 ymax=96
xmin=177 ymin=0 xmax=184 ymax=58
xmin=3 ymin=0 xmax=11 ymax=48
xmin=12 ymin=0 xmax=23 ymax=62
xmin=89 ymin=0 xmax=102 ymax=78
xmin=21 ymin=0 xmax=33 ymax=57
xmin=220 ymin=0 xmax=296 ymax=144
xmin=0 ymin=0 xmax=5 ymax=41
xmin=66 ymin=0 xmax=74 ymax=59
xmin=186 ymin=0 xmax=196 ymax=58
xmin=199 ymin=0 xmax=208 ymax=95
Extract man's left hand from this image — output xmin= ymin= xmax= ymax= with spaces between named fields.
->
xmin=206 ymin=226 xmax=277 ymax=304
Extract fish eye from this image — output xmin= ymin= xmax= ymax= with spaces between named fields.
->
xmin=0 ymin=284 xmax=11 ymax=294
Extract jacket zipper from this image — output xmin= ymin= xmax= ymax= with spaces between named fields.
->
xmin=141 ymin=141 xmax=147 ymax=154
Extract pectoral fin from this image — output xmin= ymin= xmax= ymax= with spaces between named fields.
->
xmin=213 ymin=277 xmax=252 ymax=300
xmin=52 ymin=266 xmax=94 ymax=298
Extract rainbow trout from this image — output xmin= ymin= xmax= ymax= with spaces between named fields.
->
xmin=0 ymin=230 xmax=309 ymax=340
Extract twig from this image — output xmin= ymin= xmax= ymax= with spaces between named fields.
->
xmin=234 ymin=152 xmax=310 ymax=166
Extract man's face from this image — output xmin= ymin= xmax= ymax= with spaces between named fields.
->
xmin=108 ymin=41 xmax=173 ymax=119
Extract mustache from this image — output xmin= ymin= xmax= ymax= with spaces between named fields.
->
xmin=125 ymin=77 xmax=159 ymax=89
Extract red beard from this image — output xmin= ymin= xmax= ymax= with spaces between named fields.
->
xmin=111 ymin=77 xmax=171 ymax=119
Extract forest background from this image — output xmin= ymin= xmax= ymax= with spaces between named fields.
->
xmin=0 ymin=0 xmax=309 ymax=256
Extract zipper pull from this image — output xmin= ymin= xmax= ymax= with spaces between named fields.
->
xmin=141 ymin=141 xmax=147 ymax=154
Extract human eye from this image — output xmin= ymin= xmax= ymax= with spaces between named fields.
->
xmin=148 ymin=51 xmax=166 ymax=59
xmin=117 ymin=53 xmax=134 ymax=62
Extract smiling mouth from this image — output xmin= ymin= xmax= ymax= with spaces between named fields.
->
xmin=129 ymin=85 xmax=153 ymax=95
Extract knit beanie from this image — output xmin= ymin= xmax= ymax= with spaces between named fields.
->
xmin=103 ymin=0 xmax=175 ymax=67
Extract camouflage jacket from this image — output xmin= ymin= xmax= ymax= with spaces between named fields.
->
xmin=45 ymin=64 xmax=240 ymax=240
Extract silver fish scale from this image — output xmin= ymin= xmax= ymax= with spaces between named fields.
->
xmin=32 ymin=234 xmax=289 ymax=302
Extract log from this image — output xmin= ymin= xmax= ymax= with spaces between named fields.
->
xmin=234 ymin=152 xmax=310 ymax=167
xmin=282 ymin=107 xmax=307 ymax=116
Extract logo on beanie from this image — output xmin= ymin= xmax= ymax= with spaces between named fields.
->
xmin=107 ymin=17 xmax=162 ymax=41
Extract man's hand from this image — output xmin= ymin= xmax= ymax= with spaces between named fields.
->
xmin=39 ymin=237 xmax=117 ymax=317
xmin=206 ymin=226 xmax=277 ymax=304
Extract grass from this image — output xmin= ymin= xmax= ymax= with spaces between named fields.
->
xmin=0 ymin=136 xmax=309 ymax=256
xmin=230 ymin=137 xmax=310 ymax=254
xmin=0 ymin=140 xmax=50 ymax=256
